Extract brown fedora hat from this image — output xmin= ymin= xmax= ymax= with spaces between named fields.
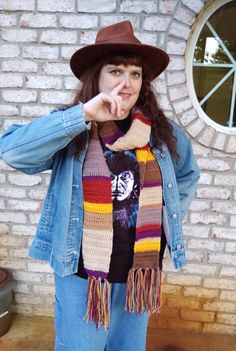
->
xmin=70 ymin=20 xmax=169 ymax=81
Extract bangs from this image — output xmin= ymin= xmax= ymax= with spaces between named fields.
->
xmin=104 ymin=52 xmax=143 ymax=68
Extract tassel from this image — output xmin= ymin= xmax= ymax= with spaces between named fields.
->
xmin=85 ymin=276 xmax=111 ymax=329
xmin=125 ymin=268 xmax=162 ymax=314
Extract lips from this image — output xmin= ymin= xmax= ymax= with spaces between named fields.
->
xmin=119 ymin=92 xmax=132 ymax=99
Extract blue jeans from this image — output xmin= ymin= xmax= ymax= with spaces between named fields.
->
xmin=54 ymin=273 xmax=149 ymax=351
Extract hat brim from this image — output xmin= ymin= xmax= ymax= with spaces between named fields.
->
xmin=70 ymin=43 xmax=169 ymax=81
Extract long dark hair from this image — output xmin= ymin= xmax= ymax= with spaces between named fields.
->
xmin=71 ymin=52 xmax=178 ymax=159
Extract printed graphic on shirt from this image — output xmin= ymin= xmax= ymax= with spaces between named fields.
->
xmin=104 ymin=150 xmax=140 ymax=229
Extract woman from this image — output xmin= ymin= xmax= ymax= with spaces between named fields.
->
xmin=0 ymin=21 xmax=200 ymax=351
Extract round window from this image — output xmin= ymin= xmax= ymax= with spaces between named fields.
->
xmin=187 ymin=0 xmax=236 ymax=134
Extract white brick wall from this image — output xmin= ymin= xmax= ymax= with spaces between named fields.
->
xmin=0 ymin=0 xmax=236 ymax=336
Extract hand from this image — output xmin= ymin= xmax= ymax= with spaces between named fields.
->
xmin=83 ymin=80 xmax=127 ymax=122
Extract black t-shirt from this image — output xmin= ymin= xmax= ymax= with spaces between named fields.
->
xmin=77 ymin=147 xmax=140 ymax=282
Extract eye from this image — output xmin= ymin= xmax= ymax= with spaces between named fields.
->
xmin=131 ymin=71 xmax=141 ymax=79
xmin=110 ymin=69 xmax=121 ymax=76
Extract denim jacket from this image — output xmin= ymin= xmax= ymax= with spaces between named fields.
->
xmin=0 ymin=104 xmax=200 ymax=276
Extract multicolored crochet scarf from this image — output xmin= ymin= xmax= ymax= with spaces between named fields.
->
xmin=82 ymin=111 xmax=162 ymax=329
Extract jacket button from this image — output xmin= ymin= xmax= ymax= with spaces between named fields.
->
xmin=160 ymin=152 xmax=165 ymax=158
xmin=167 ymin=183 xmax=173 ymax=189
xmin=172 ymin=213 xmax=177 ymax=219
xmin=176 ymin=244 xmax=182 ymax=250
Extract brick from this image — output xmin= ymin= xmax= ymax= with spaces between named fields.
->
xmin=37 ymin=0 xmax=75 ymax=12
xmin=64 ymin=77 xmax=80 ymax=90
xmin=13 ymin=305 xmax=33 ymax=315
xmin=42 ymin=62 xmax=72 ymax=76
xmin=212 ymin=132 xmax=227 ymax=151
xmin=0 ymin=212 xmax=27 ymax=224
xmin=2 ymin=60 xmax=38 ymax=73
xmin=192 ymin=143 xmax=210 ymax=157
xmin=197 ymin=158 xmax=230 ymax=171
xmin=169 ymin=85 xmax=188 ymax=101
xmin=181 ymin=310 xmax=215 ymax=322
xmin=196 ymin=187 xmax=230 ymax=200
xmin=28 ymin=189 xmax=47 ymax=200
xmin=143 ymin=16 xmax=171 ymax=31
xmin=186 ymin=118 xmax=206 ymax=137
xmin=215 ymin=175 xmax=236 ymax=186
xmin=0 ymin=259 xmax=27 ymax=270
xmin=101 ymin=16 xmax=139 ymax=28
xmin=168 ymin=56 xmax=185 ymax=71
xmin=230 ymin=216 xmax=236 ymax=227
xmin=212 ymin=201 xmax=236 ymax=215
xmin=41 ymin=91 xmax=74 ymax=105
xmin=168 ymin=296 xmax=201 ymax=309
xmin=184 ymin=287 xmax=218 ymax=299
xmin=189 ymin=199 xmax=210 ymax=211
xmin=135 ymin=32 xmax=157 ymax=46
xmin=41 ymin=30 xmax=77 ymax=44
xmin=21 ymin=106 xmax=51 ymax=118
xmin=0 ymin=105 xmax=18 ymax=116
xmin=23 ymin=46 xmax=59 ymax=60
xmin=182 ymin=0 xmax=204 ymax=13
xmin=185 ymin=250 xmax=204 ymax=263
xmin=183 ymin=264 xmax=217 ymax=276
xmin=203 ymin=278 xmax=236 ymax=290
xmin=12 ymin=271 xmax=44 ymax=283
xmin=0 ymin=187 xmax=26 ymax=199
xmin=60 ymin=14 xmax=98 ymax=28
xmin=2 ymin=29 xmax=37 ymax=43
xmin=120 ymin=0 xmax=157 ymax=13
xmin=198 ymin=126 xmax=215 ymax=147
xmin=46 ymin=274 xmax=55 ymax=285
xmin=220 ymin=290 xmax=236 ymax=302
xmin=79 ymin=30 xmax=97 ymax=45
xmin=198 ymin=172 xmax=212 ymax=185
xmin=184 ymin=229 xmax=207 ymax=246
xmin=161 ymin=284 xmax=181 ymax=295
xmin=167 ymin=71 xmax=186 ymax=86
xmin=167 ymin=274 xmax=201 ymax=286
xmin=61 ymin=46 xmax=79 ymax=60
xmin=32 ymin=285 xmax=55 ymax=295
xmin=0 ymin=0 xmax=35 ymax=11
xmin=160 ymin=306 xmax=179 ymax=319
xmin=77 ymin=0 xmax=116 ymax=12
xmin=226 ymin=136 xmax=236 ymax=153
xmin=0 ymin=199 xmax=5 ymax=209
xmin=173 ymin=99 xmax=192 ymax=114
xmin=190 ymin=213 xmax=226 ymax=226
xmin=20 ymin=14 xmax=57 ymax=28
xmin=14 ymin=293 xmax=43 ymax=305
xmin=175 ymin=5 xmax=196 ymax=25
xmin=220 ymin=267 xmax=236 ymax=279
xmin=0 ymin=14 xmax=17 ymax=26
xmin=203 ymin=323 xmax=236 ymax=336
xmin=26 ymin=76 xmax=62 ymax=89
xmin=0 ymin=45 xmax=20 ymax=58
xmin=29 ymin=213 xmax=41 ymax=225
xmin=12 ymin=225 xmax=36 ymax=236
xmin=13 ymin=283 xmax=30 ymax=294
xmin=0 ymin=174 xmax=6 ymax=183
xmin=167 ymin=40 xmax=186 ymax=55
xmin=159 ymin=0 xmax=176 ymax=15
xmin=0 ymin=74 xmax=23 ymax=88
xmin=0 ymin=224 xmax=9 ymax=235
xmin=208 ymin=253 xmax=236 ymax=266
xmin=2 ymin=90 xmax=37 ymax=103
xmin=28 ymin=261 xmax=53 ymax=273
xmin=188 ymin=239 xmax=224 ymax=251
xmin=10 ymin=248 xmax=29 ymax=259
xmin=7 ymin=200 xmax=41 ymax=212
xmin=169 ymin=21 xmax=191 ymax=40
xmin=217 ymin=314 xmax=236 ymax=325
xmin=8 ymin=173 xmax=42 ymax=186
xmin=1 ymin=234 xmax=26 ymax=247
xmin=203 ymin=301 xmax=235 ymax=313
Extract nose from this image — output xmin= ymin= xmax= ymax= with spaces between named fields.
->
xmin=123 ymin=72 xmax=131 ymax=87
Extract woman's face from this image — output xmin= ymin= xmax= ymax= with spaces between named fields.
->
xmin=98 ymin=64 xmax=142 ymax=117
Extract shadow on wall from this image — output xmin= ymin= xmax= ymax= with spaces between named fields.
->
xmin=162 ymin=346 xmax=185 ymax=351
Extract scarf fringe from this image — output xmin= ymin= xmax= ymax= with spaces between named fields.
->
xmin=84 ymin=276 xmax=111 ymax=330
xmin=125 ymin=268 xmax=162 ymax=314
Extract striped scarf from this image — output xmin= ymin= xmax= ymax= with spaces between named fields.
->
xmin=82 ymin=111 xmax=162 ymax=329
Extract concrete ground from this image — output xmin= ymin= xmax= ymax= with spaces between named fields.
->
xmin=0 ymin=315 xmax=236 ymax=351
